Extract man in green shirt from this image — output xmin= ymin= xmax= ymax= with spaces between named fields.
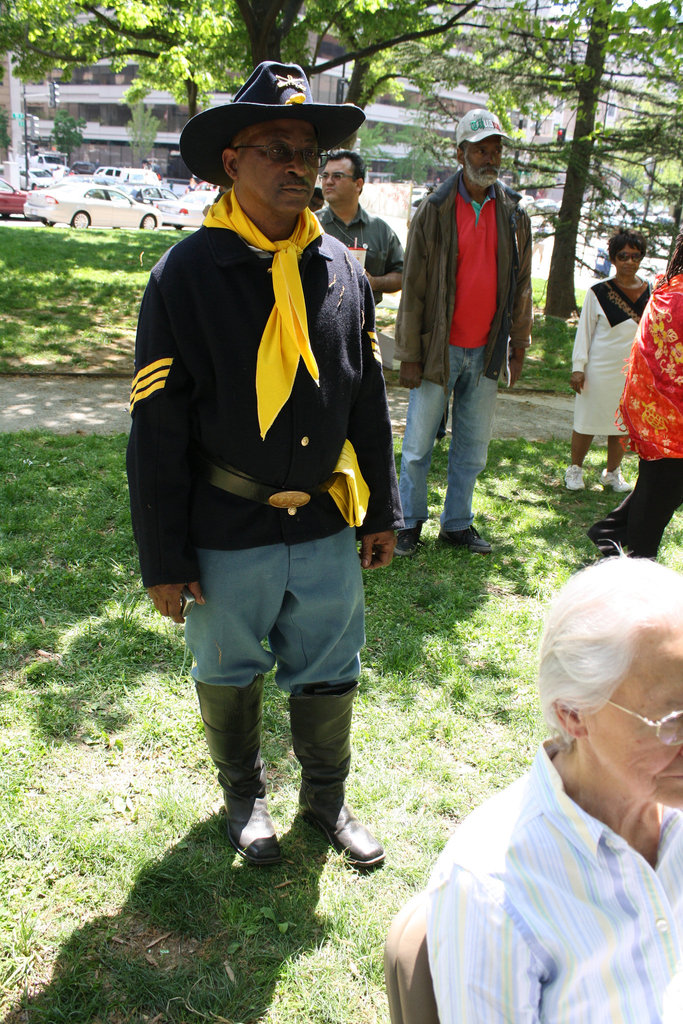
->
xmin=318 ymin=150 xmax=404 ymax=305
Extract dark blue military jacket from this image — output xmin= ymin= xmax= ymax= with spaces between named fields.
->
xmin=127 ymin=225 xmax=402 ymax=586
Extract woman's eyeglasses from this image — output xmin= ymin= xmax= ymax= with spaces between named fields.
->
xmin=615 ymin=252 xmax=643 ymax=263
xmin=233 ymin=144 xmax=328 ymax=168
xmin=607 ymin=699 xmax=683 ymax=745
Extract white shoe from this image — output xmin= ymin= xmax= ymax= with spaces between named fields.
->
xmin=565 ymin=465 xmax=585 ymax=490
xmin=601 ymin=468 xmax=631 ymax=493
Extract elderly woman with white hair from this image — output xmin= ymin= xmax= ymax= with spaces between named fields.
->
xmin=425 ymin=557 xmax=683 ymax=1023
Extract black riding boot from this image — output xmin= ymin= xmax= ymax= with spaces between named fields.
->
xmin=195 ymin=675 xmax=281 ymax=865
xmin=289 ymin=682 xmax=385 ymax=868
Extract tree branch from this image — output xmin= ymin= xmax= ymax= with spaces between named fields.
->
xmin=302 ymin=0 xmax=482 ymax=77
xmin=81 ymin=4 xmax=177 ymax=46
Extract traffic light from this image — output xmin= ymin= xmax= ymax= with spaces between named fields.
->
xmin=556 ymin=128 xmax=566 ymax=143
xmin=336 ymin=78 xmax=348 ymax=104
xmin=48 ymin=80 xmax=60 ymax=107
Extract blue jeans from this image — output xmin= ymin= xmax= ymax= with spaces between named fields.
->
xmin=399 ymin=345 xmax=498 ymax=531
xmin=184 ymin=529 xmax=364 ymax=694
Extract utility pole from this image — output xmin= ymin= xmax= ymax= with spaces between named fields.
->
xmin=22 ymin=83 xmax=29 ymax=187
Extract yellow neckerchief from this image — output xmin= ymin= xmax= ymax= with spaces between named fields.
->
xmin=204 ymin=189 xmax=322 ymax=440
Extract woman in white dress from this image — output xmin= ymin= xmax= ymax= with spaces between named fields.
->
xmin=565 ymin=230 xmax=650 ymax=491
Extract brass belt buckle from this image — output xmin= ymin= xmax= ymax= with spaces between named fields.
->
xmin=268 ymin=490 xmax=311 ymax=509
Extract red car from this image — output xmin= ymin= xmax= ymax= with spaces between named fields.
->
xmin=0 ymin=178 xmax=29 ymax=218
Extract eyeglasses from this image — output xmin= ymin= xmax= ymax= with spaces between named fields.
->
xmin=320 ymin=171 xmax=358 ymax=182
xmin=607 ymin=699 xmax=683 ymax=745
xmin=233 ymin=144 xmax=328 ymax=168
xmin=615 ymin=252 xmax=643 ymax=262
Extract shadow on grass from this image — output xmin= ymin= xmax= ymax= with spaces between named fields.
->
xmin=0 ymin=226 xmax=181 ymax=371
xmin=4 ymin=814 xmax=330 ymax=1024
xmin=362 ymin=436 xmax=626 ymax=713
xmin=482 ymin=435 xmax=623 ymax=575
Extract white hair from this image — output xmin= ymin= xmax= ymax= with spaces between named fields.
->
xmin=539 ymin=557 xmax=683 ymax=748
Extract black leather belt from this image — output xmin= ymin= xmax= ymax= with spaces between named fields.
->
xmin=192 ymin=448 xmax=315 ymax=509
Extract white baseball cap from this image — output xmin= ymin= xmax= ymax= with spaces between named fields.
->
xmin=456 ymin=108 xmax=509 ymax=146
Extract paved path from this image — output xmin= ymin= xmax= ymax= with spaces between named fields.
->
xmin=0 ymin=376 xmax=133 ymax=435
xmin=0 ymin=374 xmax=574 ymax=441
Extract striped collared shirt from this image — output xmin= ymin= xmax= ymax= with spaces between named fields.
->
xmin=426 ymin=743 xmax=683 ymax=1022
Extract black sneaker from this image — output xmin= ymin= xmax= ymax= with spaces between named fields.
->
xmin=438 ymin=525 xmax=491 ymax=555
xmin=395 ymin=524 xmax=423 ymax=557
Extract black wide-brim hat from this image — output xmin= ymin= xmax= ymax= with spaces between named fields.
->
xmin=180 ymin=61 xmax=366 ymax=186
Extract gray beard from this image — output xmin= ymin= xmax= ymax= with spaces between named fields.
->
xmin=463 ymin=155 xmax=499 ymax=189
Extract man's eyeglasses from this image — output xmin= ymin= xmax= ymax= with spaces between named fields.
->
xmin=233 ymin=143 xmax=328 ymax=168
xmin=615 ymin=252 xmax=643 ymax=262
xmin=320 ymin=171 xmax=358 ymax=182
xmin=607 ymin=699 xmax=683 ymax=745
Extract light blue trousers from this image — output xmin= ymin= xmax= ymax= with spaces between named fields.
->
xmin=184 ymin=529 xmax=365 ymax=694
xmin=399 ymin=345 xmax=498 ymax=531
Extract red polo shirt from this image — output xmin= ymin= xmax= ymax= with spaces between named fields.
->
xmin=449 ymin=188 xmax=498 ymax=348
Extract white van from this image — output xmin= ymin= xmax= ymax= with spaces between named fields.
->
xmin=30 ymin=153 xmax=69 ymax=178
xmin=95 ymin=166 xmax=160 ymax=186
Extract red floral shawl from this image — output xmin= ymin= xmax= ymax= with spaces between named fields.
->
xmin=620 ymin=273 xmax=683 ymax=460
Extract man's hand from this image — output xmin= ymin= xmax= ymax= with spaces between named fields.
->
xmin=508 ymin=348 xmax=526 ymax=388
xmin=147 ymin=580 xmax=205 ymax=624
xmin=399 ymin=361 xmax=423 ymax=389
xmin=570 ymin=370 xmax=585 ymax=394
xmin=365 ymin=270 xmax=402 ymax=295
xmin=359 ymin=530 xmax=396 ymax=569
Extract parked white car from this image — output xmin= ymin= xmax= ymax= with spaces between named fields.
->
xmin=20 ymin=167 xmax=60 ymax=189
xmin=156 ymin=188 xmax=219 ymax=228
xmin=23 ymin=182 xmax=160 ymax=229
xmin=120 ymin=184 xmax=179 ymax=207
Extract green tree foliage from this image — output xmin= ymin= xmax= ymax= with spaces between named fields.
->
xmin=126 ymin=103 xmax=161 ymax=165
xmin=0 ymin=0 xmax=482 ymax=118
xmin=0 ymin=0 xmax=239 ymax=117
xmin=357 ymin=121 xmax=450 ymax=183
xmin=301 ymin=0 xmax=481 ymax=106
xmin=50 ymin=108 xmax=85 ymax=161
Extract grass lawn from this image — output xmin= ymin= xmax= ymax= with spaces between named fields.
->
xmin=2 ymin=430 xmax=682 ymax=1023
xmin=2 ymin=226 xmax=581 ymax=393
xmin=0 ymin=226 xmax=180 ymax=375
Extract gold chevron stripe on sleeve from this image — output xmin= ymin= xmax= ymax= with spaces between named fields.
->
xmin=130 ymin=357 xmax=173 ymax=412
xmin=367 ymin=331 xmax=383 ymax=365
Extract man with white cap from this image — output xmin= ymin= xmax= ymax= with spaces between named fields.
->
xmin=394 ymin=108 xmax=532 ymax=556
xmin=126 ymin=62 xmax=402 ymax=869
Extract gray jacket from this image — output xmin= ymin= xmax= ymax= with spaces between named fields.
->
xmin=394 ymin=170 xmax=533 ymax=385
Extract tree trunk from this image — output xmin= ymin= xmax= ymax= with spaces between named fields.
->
xmin=345 ymin=58 xmax=369 ymax=107
xmin=236 ymin=0 xmax=304 ymax=65
xmin=334 ymin=58 xmax=369 ymax=149
xmin=545 ymin=0 xmax=612 ymax=318
xmin=186 ymin=79 xmax=199 ymax=119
